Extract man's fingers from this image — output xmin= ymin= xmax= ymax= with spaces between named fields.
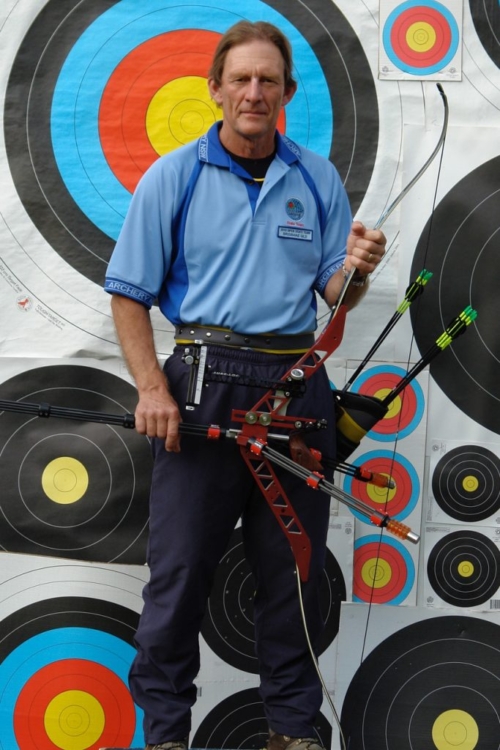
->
xmin=165 ymin=416 xmax=181 ymax=453
xmin=134 ymin=398 xmax=182 ymax=452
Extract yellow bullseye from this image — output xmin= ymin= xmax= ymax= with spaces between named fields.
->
xmin=367 ymin=478 xmax=396 ymax=506
xmin=376 ymin=388 xmax=401 ymax=420
xmin=432 ymin=709 xmax=479 ymax=750
xmin=406 ymin=21 xmax=437 ymax=52
xmin=361 ymin=557 xmax=391 ymax=589
xmin=41 ymin=457 xmax=89 ymax=504
xmin=44 ymin=690 xmax=105 ymax=750
xmin=458 ymin=560 xmax=475 ymax=578
xmin=462 ymin=475 xmax=479 ymax=493
xmin=147 ymin=76 xmax=222 ymax=153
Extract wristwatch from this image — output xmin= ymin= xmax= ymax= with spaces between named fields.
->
xmin=342 ymin=263 xmax=369 ymax=287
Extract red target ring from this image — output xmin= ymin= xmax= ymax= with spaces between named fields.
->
xmin=14 ymin=659 xmax=135 ymax=749
xmin=354 ymin=539 xmax=410 ymax=604
xmin=349 ymin=454 xmax=414 ymax=518
xmin=391 ymin=6 xmax=452 ymax=67
xmin=99 ymin=28 xmax=286 ymax=193
xmin=357 ymin=370 xmax=418 ymax=436
xmin=99 ymin=30 xmax=220 ymax=192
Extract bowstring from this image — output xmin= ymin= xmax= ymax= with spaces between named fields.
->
xmin=358 ymin=86 xmax=449 ymax=665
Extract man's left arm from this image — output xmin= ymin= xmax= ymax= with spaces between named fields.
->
xmin=324 ymin=220 xmax=386 ymax=309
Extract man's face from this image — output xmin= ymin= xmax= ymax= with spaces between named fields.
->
xmin=208 ymin=39 xmax=296 ymax=155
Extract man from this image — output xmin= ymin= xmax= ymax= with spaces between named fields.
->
xmin=104 ymin=20 xmax=385 ymax=750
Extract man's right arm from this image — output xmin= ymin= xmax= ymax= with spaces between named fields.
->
xmin=110 ymin=294 xmax=182 ymax=452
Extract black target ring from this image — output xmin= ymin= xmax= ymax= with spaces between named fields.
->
xmin=201 ymin=527 xmax=346 ymax=673
xmin=4 ymin=0 xmax=378 ymax=288
xmin=340 ymin=615 xmax=500 ymax=749
xmin=4 ymin=0 xmax=115 ymax=285
xmin=192 ymin=687 xmax=331 ymax=750
xmin=264 ymin=0 xmax=378 ymax=205
xmin=0 ymin=364 xmax=151 ymax=562
xmin=410 ymin=155 xmax=500 ymax=435
xmin=432 ymin=444 xmax=500 ymax=522
xmin=427 ymin=529 xmax=500 ymax=607
xmin=469 ymin=0 xmax=500 ymax=69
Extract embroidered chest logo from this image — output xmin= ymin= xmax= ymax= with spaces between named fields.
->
xmin=285 ymin=198 xmax=305 ymax=221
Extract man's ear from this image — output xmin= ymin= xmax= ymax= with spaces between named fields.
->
xmin=208 ymin=78 xmax=223 ymax=107
xmin=282 ymin=82 xmax=297 ymax=107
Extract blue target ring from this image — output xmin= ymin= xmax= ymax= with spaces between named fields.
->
xmin=0 ymin=628 xmax=143 ymax=748
xmin=0 ymin=598 xmax=143 ymax=749
xmin=5 ymin=0 xmax=378 ymax=285
xmin=51 ymin=0 xmax=332 ymax=240
xmin=351 ymin=364 xmax=425 ymax=441
xmin=353 ymin=534 xmax=415 ymax=605
xmin=343 ymin=449 xmax=420 ymax=522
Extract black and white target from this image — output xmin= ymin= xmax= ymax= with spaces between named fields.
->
xmin=469 ymin=0 xmax=500 ymax=70
xmin=340 ymin=615 xmax=500 ymax=749
xmin=410 ymin=155 xmax=500 ymax=435
xmin=201 ymin=527 xmax=346 ymax=673
xmin=427 ymin=529 xmax=500 ymax=608
xmin=192 ymin=687 xmax=331 ymax=750
xmin=3 ymin=0 xmax=378 ymax=288
xmin=0 ymin=364 xmax=151 ymax=562
xmin=432 ymin=444 xmax=500 ymax=523
xmin=0 ymin=596 xmax=143 ymax=749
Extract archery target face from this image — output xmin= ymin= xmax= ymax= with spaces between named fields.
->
xmin=339 ymin=613 xmax=500 ymax=749
xmin=459 ymin=8 xmax=500 ymax=120
xmin=469 ymin=0 xmax=500 ymax=70
xmin=192 ymin=687 xmax=331 ymax=750
xmin=429 ymin=441 xmax=500 ymax=525
xmin=380 ymin=0 xmax=462 ymax=79
xmin=409 ymin=154 xmax=500 ymax=436
xmin=0 ymin=362 xmax=151 ymax=563
xmin=343 ymin=449 xmax=421 ymax=523
xmin=353 ymin=534 xmax=415 ymax=605
xmin=349 ymin=364 xmax=426 ymax=441
xmin=0 ymin=596 xmax=143 ymax=750
xmin=201 ymin=523 xmax=351 ymax=673
xmin=2 ymin=0 xmax=378 ymax=292
xmin=425 ymin=526 xmax=500 ymax=609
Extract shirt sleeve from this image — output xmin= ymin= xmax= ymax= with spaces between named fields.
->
xmin=311 ymin=159 xmax=352 ymax=296
xmin=104 ymin=158 xmax=174 ymax=308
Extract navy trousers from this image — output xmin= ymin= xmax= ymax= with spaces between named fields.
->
xmin=129 ymin=345 xmax=336 ymax=745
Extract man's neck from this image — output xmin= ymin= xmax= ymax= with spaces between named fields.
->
xmin=218 ymin=124 xmax=276 ymax=159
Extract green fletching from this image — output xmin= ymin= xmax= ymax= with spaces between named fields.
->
xmin=460 ymin=306 xmax=478 ymax=324
xmin=418 ymin=270 xmax=433 ymax=284
xmin=397 ymin=269 xmax=434 ymax=313
xmin=436 ymin=307 xmax=477 ymax=350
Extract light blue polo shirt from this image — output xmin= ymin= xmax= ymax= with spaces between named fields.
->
xmin=104 ymin=123 xmax=352 ymax=335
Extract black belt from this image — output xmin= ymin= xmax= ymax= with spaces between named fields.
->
xmin=174 ymin=325 xmax=315 ymax=352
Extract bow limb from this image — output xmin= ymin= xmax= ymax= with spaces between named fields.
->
xmin=335 ymin=84 xmax=449 ymax=315
xmin=374 ymin=83 xmax=449 ymax=231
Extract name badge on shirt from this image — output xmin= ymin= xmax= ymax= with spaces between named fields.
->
xmin=277 ymin=226 xmax=313 ymax=242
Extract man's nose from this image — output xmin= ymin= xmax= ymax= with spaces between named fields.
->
xmin=246 ymin=77 xmax=263 ymax=100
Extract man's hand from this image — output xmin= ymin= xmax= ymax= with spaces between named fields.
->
xmin=324 ymin=221 xmax=387 ymax=309
xmin=110 ymin=294 xmax=183 ymax=452
xmin=344 ymin=220 xmax=386 ymax=276
xmin=135 ymin=384 xmax=182 ymax=453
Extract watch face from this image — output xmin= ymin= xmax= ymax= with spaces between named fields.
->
xmin=351 ymin=274 xmax=369 ymax=287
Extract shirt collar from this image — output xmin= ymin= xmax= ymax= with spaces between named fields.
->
xmin=198 ymin=122 xmax=301 ymax=167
